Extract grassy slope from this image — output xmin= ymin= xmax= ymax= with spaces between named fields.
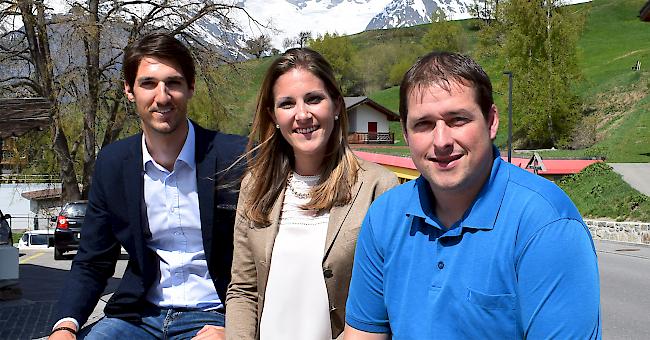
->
xmin=367 ymin=0 xmax=650 ymax=162
xmin=573 ymin=0 xmax=650 ymax=162
xmin=577 ymin=0 xmax=650 ymax=95
xmin=190 ymin=56 xmax=276 ymax=135
xmin=558 ymin=163 xmax=650 ymax=221
xmin=214 ymin=0 xmax=648 ymax=221
xmin=361 ymin=0 xmax=650 ymax=221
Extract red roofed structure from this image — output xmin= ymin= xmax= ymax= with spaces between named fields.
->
xmin=354 ymin=151 xmax=602 ymax=183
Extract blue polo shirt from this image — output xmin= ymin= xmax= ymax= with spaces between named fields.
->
xmin=346 ymin=149 xmax=601 ymax=339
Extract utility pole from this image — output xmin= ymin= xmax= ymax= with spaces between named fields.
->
xmin=503 ymin=71 xmax=513 ymax=163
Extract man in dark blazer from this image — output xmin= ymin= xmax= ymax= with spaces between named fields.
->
xmin=49 ymin=32 xmax=246 ymax=340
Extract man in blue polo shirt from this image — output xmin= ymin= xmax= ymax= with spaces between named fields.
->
xmin=344 ymin=52 xmax=601 ymax=339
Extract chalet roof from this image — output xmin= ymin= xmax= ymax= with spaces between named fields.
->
xmin=344 ymin=96 xmax=400 ymax=121
xmin=642 ymin=0 xmax=650 ymax=21
xmin=0 ymin=98 xmax=52 ymax=139
xmin=21 ymin=187 xmax=62 ymax=201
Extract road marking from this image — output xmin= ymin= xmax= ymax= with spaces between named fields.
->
xmin=598 ymin=249 xmax=650 ymax=260
xmin=19 ymin=251 xmax=45 ymax=264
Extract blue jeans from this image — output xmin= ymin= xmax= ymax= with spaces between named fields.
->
xmin=79 ymin=308 xmax=225 ymax=340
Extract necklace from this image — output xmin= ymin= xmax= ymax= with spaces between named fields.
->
xmin=286 ymin=172 xmax=312 ymax=199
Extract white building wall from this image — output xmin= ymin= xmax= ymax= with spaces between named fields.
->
xmin=351 ymin=105 xmax=389 ymax=133
xmin=348 ymin=109 xmax=358 ymax=132
xmin=0 ymin=183 xmax=61 ymax=231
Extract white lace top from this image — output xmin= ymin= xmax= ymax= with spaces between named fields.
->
xmin=259 ymin=172 xmax=333 ymax=340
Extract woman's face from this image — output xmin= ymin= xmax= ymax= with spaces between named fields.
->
xmin=271 ymin=68 xmax=338 ymax=175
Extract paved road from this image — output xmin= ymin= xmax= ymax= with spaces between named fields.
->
xmin=610 ymin=163 xmax=650 ymax=197
xmin=0 ymin=249 xmax=127 ymax=339
xmin=595 ymin=239 xmax=650 ymax=340
xmin=2 ymin=240 xmax=650 ymax=339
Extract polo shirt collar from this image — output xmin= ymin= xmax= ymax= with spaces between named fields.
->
xmin=141 ymin=119 xmax=196 ymax=171
xmin=405 ymin=145 xmax=509 ymax=234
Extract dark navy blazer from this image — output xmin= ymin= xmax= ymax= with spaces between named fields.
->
xmin=54 ymin=122 xmax=247 ymax=326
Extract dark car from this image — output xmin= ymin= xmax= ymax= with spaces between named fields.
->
xmin=0 ymin=210 xmax=11 ymax=245
xmin=52 ymin=201 xmax=87 ymax=260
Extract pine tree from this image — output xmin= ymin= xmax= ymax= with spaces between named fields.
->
xmin=477 ymin=0 xmax=585 ymax=148
xmin=421 ymin=8 xmax=468 ymax=53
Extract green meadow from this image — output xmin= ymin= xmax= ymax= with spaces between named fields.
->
xmin=210 ymin=0 xmax=649 ymax=221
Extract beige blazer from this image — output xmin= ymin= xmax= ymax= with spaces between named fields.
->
xmin=226 ymin=159 xmax=398 ymax=340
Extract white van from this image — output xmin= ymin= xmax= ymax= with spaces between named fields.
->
xmin=17 ymin=230 xmax=54 ymax=249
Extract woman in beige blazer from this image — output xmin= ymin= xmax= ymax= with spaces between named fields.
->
xmin=225 ymin=48 xmax=398 ymax=340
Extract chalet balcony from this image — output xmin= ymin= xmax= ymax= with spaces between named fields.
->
xmin=348 ymin=132 xmax=394 ymax=144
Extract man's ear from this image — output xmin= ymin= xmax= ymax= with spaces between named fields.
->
xmin=188 ymin=81 xmax=195 ymax=98
xmin=124 ymin=81 xmax=135 ymax=102
xmin=487 ymin=104 xmax=499 ymax=141
xmin=401 ymin=121 xmax=409 ymax=146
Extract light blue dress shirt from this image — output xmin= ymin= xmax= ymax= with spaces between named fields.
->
xmin=142 ymin=122 xmax=222 ymax=310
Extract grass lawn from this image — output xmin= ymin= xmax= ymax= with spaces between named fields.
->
xmin=577 ymin=0 xmax=650 ymax=96
xmin=558 ymin=163 xmax=650 ymax=222
xmin=354 ymin=146 xmax=410 ymax=157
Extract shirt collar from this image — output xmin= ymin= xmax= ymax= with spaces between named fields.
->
xmin=405 ymin=145 xmax=509 ymax=234
xmin=141 ymin=119 xmax=196 ymax=171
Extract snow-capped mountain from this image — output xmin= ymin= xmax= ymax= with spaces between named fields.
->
xmin=365 ymin=0 xmax=592 ymax=30
xmin=7 ymin=0 xmax=593 ymax=58
xmin=235 ymin=0 xmax=392 ymax=48
xmin=366 ymin=0 xmax=471 ymax=30
xmin=237 ymin=0 xmax=591 ymax=50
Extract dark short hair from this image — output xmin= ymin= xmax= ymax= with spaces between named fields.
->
xmin=399 ymin=51 xmax=493 ymax=129
xmin=122 ymin=32 xmax=195 ymax=89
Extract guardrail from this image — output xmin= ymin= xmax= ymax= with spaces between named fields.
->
xmin=0 ymin=174 xmax=60 ymax=184
xmin=4 ymin=214 xmax=53 ymax=231
xmin=348 ymin=132 xmax=394 ymax=144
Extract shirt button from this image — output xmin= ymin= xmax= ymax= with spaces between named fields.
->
xmin=323 ymin=269 xmax=333 ymax=278
xmin=437 ymin=261 xmax=445 ymax=270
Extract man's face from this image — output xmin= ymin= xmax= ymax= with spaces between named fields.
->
xmin=124 ymin=56 xmax=194 ymax=137
xmin=404 ymin=82 xmax=498 ymax=196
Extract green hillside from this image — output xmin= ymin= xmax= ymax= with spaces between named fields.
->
xmin=213 ymin=0 xmax=648 ymax=162
xmin=193 ymin=0 xmax=648 ymax=222
xmin=366 ymin=0 xmax=650 ymax=162
xmin=558 ymin=163 xmax=650 ymax=221
xmin=188 ymin=56 xmax=274 ymax=135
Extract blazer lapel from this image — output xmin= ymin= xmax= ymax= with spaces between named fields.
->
xmin=264 ymin=186 xmax=285 ymax=264
xmin=323 ymin=178 xmax=363 ymax=260
xmin=194 ymin=125 xmax=217 ymax=260
xmin=122 ymin=134 xmax=149 ymax=272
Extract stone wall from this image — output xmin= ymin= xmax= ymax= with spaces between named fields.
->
xmin=585 ymin=219 xmax=650 ymax=245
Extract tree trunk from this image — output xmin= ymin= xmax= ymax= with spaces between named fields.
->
xmin=52 ymin=109 xmax=81 ymax=200
xmin=22 ymin=0 xmax=81 ymax=200
xmin=81 ymin=0 xmax=100 ymax=199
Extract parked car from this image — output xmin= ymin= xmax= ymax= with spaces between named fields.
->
xmin=18 ymin=230 xmax=54 ymax=249
xmin=0 ymin=210 xmax=11 ymax=246
xmin=52 ymin=200 xmax=87 ymax=260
